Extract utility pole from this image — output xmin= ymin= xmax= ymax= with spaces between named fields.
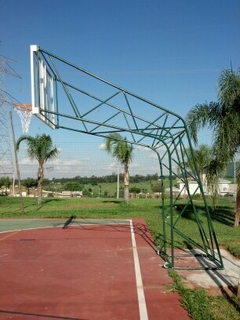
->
xmin=0 ymin=46 xmax=21 ymax=185
xmin=10 ymin=111 xmax=24 ymax=212
xmin=116 ymin=165 xmax=120 ymax=199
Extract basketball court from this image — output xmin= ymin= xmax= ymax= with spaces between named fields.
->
xmin=0 ymin=218 xmax=190 ymax=319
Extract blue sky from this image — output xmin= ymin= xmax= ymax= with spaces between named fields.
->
xmin=0 ymin=0 xmax=239 ymax=178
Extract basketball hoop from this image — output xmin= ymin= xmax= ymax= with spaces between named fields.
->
xmin=14 ymin=104 xmax=32 ymax=133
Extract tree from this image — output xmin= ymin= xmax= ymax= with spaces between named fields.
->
xmin=183 ymin=144 xmax=219 ymax=208
xmin=22 ymin=178 xmax=37 ymax=195
xmin=151 ymin=182 xmax=162 ymax=193
xmin=104 ymin=133 xmax=134 ymax=203
xmin=0 ymin=176 xmax=11 ymax=195
xmin=16 ymin=134 xmax=59 ymax=205
xmin=186 ymin=68 xmax=240 ymax=227
xmin=184 ymin=144 xmax=212 ymax=181
xmin=64 ymin=181 xmax=82 ymax=191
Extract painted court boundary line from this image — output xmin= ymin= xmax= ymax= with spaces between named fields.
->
xmin=130 ymin=219 xmax=149 ymax=320
xmin=0 ymin=231 xmax=20 ymax=241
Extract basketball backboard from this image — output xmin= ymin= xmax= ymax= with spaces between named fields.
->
xmin=30 ymin=45 xmax=56 ymax=129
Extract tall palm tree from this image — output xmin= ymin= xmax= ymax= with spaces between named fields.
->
xmin=184 ymin=144 xmax=220 ymax=208
xmin=16 ymin=134 xmax=59 ymax=205
xmin=104 ymin=133 xmax=134 ymax=203
xmin=184 ymin=144 xmax=212 ymax=181
xmin=186 ymin=68 xmax=240 ymax=227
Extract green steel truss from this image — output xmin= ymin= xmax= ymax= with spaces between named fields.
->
xmin=31 ymin=46 xmax=224 ymax=269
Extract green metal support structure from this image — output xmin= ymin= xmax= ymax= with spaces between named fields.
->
xmin=30 ymin=45 xmax=224 ymax=270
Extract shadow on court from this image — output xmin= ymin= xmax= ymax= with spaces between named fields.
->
xmin=0 ymin=309 xmax=86 ymax=320
xmin=62 ymin=215 xmax=76 ymax=229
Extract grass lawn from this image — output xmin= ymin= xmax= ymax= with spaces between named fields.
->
xmin=1 ymin=195 xmax=240 ymax=320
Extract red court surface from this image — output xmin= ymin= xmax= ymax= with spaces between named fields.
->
xmin=0 ymin=219 xmax=190 ymax=320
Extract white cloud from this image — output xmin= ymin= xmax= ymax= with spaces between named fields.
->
xmin=98 ymin=143 xmax=106 ymax=150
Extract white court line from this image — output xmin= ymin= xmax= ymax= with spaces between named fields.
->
xmin=130 ymin=219 xmax=149 ymax=320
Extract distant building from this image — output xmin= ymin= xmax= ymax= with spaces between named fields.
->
xmin=174 ymin=175 xmax=236 ymax=197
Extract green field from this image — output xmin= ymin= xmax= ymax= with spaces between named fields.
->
xmin=1 ymin=195 xmax=239 ymax=255
xmin=1 ymin=195 xmax=240 ymax=320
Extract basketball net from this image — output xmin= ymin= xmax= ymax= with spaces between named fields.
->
xmin=14 ymin=104 xmax=32 ymax=133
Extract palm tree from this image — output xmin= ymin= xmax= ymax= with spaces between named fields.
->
xmin=104 ymin=133 xmax=134 ymax=203
xmin=184 ymin=145 xmax=220 ymax=208
xmin=184 ymin=144 xmax=212 ymax=181
xmin=186 ymin=68 xmax=240 ymax=227
xmin=16 ymin=134 xmax=59 ymax=205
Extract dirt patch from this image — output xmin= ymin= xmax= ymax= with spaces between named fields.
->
xmin=175 ymin=249 xmax=240 ymax=296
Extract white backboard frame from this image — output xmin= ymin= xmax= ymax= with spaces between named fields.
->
xmin=30 ymin=45 xmax=56 ymax=129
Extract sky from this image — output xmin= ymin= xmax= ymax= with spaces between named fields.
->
xmin=0 ymin=0 xmax=239 ymax=179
